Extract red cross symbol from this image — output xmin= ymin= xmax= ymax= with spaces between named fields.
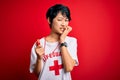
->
xmin=49 ymin=60 xmax=63 ymax=75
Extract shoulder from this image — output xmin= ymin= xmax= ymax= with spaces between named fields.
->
xmin=65 ymin=36 xmax=77 ymax=43
xmin=66 ymin=36 xmax=77 ymax=41
xmin=39 ymin=37 xmax=45 ymax=42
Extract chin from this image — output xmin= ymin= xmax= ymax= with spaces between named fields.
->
xmin=56 ymin=32 xmax=63 ymax=35
xmin=59 ymin=31 xmax=64 ymax=34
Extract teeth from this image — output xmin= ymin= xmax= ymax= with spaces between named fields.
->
xmin=61 ymin=29 xmax=64 ymax=31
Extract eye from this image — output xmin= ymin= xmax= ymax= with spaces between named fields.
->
xmin=65 ymin=19 xmax=69 ymax=22
xmin=57 ymin=19 xmax=62 ymax=21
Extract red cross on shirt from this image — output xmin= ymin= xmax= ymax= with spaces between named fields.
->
xmin=49 ymin=60 xmax=63 ymax=75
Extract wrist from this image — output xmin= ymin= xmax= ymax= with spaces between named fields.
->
xmin=60 ymin=42 xmax=68 ymax=47
xmin=37 ymin=58 xmax=42 ymax=62
xmin=59 ymin=39 xmax=65 ymax=43
xmin=60 ymin=41 xmax=65 ymax=43
xmin=60 ymin=37 xmax=65 ymax=43
xmin=37 ymin=56 xmax=42 ymax=60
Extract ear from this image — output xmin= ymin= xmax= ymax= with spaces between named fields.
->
xmin=47 ymin=17 xmax=51 ymax=24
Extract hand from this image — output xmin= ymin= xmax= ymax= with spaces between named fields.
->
xmin=60 ymin=26 xmax=72 ymax=43
xmin=35 ymin=39 xmax=44 ymax=59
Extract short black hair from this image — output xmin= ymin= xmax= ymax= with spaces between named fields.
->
xmin=46 ymin=4 xmax=71 ymax=28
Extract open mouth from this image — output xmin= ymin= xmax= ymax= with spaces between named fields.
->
xmin=60 ymin=28 xmax=65 ymax=32
xmin=60 ymin=28 xmax=64 ymax=31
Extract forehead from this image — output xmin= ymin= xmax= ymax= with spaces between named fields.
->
xmin=55 ymin=12 xmax=68 ymax=18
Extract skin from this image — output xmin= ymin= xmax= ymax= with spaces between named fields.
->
xmin=34 ymin=12 xmax=76 ymax=77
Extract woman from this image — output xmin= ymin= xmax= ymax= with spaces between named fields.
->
xmin=30 ymin=4 xmax=79 ymax=80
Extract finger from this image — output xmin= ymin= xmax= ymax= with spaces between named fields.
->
xmin=67 ymin=26 xmax=72 ymax=31
xmin=36 ymin=45 xmax=42 ymax=48
xmin=36 ymin=39 xmax=40 ymax=46
xmin=63 ymin=27 xmax=68 ymax=32
xmin=69 ymin=27 xmax=72 ymax=31
xmin=36 ymin=39 xmax=43 ymax=48
xmin=66 ymin=27 xmax=68 ymax=30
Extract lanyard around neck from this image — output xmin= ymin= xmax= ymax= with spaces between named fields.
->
xmin=44 ymin=38 xmax=60 ymax=53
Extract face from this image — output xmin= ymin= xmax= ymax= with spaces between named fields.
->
xmin=50 ymin=12 xmax=69 ymax=34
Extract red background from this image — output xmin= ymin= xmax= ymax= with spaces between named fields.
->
xmin=0 ymin=0 xmax=120 ymax=80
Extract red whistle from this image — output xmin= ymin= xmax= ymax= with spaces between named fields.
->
xmin=36 ymin=39 xmax=40 ymax=46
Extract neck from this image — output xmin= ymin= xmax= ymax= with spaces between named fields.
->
xmin=45 ymin=32 xmax=60 ymax=42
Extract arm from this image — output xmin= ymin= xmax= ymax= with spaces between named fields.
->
xmin=60 ymin=26 xmax=76 ymax=72
xmin=60 ymin=45 xmax=76 ymax=72
xmin=33 ymin=40 xmax=44 ymax=77
xmin=33 ymin=58 xmax=42 ymax=77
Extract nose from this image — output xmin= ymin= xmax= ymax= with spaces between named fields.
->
xmin=61 ymin=21 xmax=66 ymax=27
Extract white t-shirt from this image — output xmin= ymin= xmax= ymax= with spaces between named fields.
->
xmin=29 ymin=36 xmax=79 ymax=80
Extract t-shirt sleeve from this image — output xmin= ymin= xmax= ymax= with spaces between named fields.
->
xmin=29 ymin=43 xmax=37 ymax=73
xmin=67 ymin=38 xmax=79 ymax=66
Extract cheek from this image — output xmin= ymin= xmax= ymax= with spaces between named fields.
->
xmin=66 ymin=23 xmax=69 ymax=26
xmin=66 ymin=22 xmax=69 ymax=25
xmin=51 ymin=23 xmax=59 ymax=30
xmin=53 ymin=21 xmax=61 ymax=27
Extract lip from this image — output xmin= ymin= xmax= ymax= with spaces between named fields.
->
xmin=60 ymin=28 xmax=65 ymax=32
xmin=60 ymin=28 xmax=64 ymax=31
